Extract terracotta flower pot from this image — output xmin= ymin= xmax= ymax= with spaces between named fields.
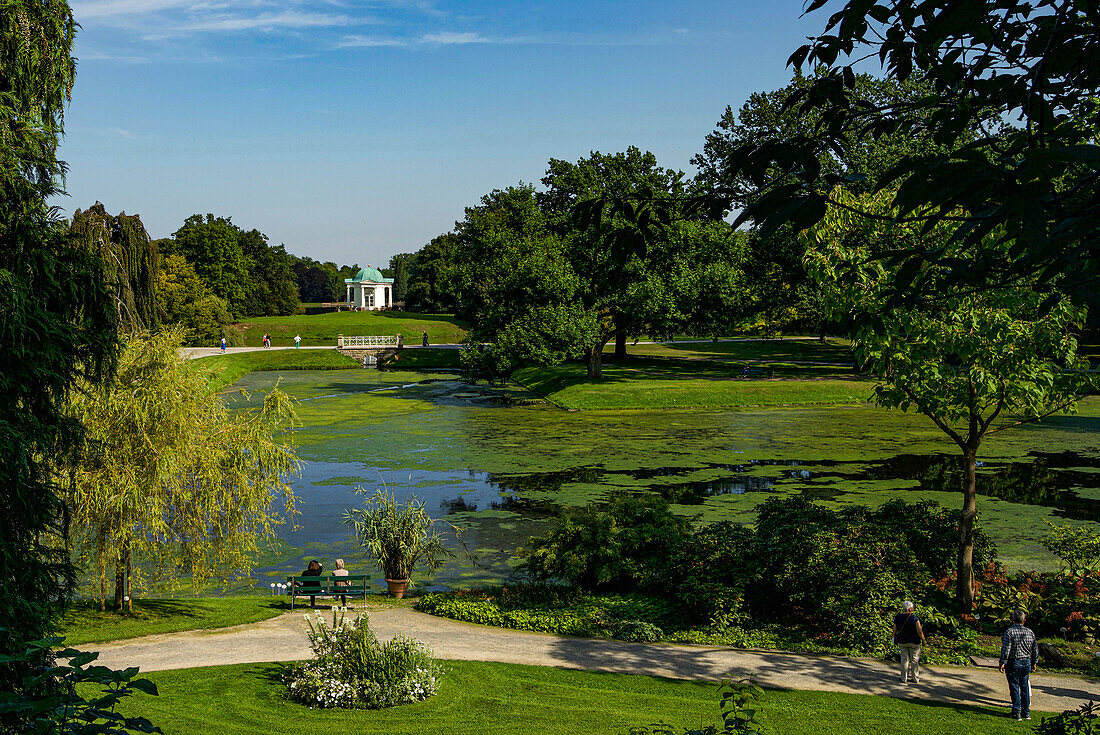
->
xmin=385 ymin=578 xmax=410 ymax=598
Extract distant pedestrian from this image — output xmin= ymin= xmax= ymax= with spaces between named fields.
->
xmin=263 ymin=333 xmax=270 ymax=348
xmin=422 ymin=330 xmax=429 ymax=347
xmin=220 ymin=337 xmax=226 ymax=353
xmin=1000 ymin=609 xmax=1039 ymax=721
xmin=294 ymin=334 xmax=301 ymax=349
xmin=892 ymin=600 xmax=925 ymax=683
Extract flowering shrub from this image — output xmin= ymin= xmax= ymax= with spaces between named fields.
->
xmin=285 ymin=610 xmax=442 ymax=709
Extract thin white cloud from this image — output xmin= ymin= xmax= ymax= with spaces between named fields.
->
xmin=335 ymin=34 xmax=407 ymax=48
xmin=73 ymin=0 xmax=201 ymax=19
xmin=111 ymin=127 xmax=138 ymax=139
xmin=168 ymin=10 xmax=355 ymax=34
xmin=420 ymin=31 xmax=485 ymax=44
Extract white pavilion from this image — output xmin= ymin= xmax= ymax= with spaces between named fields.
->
xmin=344 ymin=266 xmax=395 ymax=310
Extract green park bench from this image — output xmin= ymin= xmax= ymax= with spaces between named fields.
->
xmin=286 ymin=574 xmax=371 ymax=609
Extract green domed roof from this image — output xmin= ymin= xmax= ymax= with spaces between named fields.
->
xmin=353 ymin=266 xmax=385 ymax=282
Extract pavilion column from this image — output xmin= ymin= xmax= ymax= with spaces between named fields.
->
xmin=346 ymin=284 xmax=351 ymax=306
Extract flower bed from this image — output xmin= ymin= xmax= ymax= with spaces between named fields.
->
xmin=285 ymin=610 xmax=442 ymax=709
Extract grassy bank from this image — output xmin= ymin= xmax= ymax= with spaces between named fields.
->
xmin=514 ymin=359 xmax=871 ymax=410
xmin=59 ymin=597 xmax=288 ymax=646
xmin=231 ymin=311 xmax=468 ymax=347
xmin=611 ymin=338 xmax=855 ymax=364
xmin=197 ymin=350 xmax=360 ymax=392
xmin=111 ymin=660 xmax=1033 ymax=735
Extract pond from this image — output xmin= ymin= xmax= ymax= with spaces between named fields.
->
xmin=228 ymin=369 xmax=1100 ymax=590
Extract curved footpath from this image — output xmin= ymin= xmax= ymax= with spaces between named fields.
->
xmin=90 ymin=606 xmax=1099 ymax=714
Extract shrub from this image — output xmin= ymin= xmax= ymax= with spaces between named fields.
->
xmin=1042 ymin=522 xmax=1100 ymax=574
xmin=519 ymin=496 xmax=693 ymax=593
xmin=285 ymin=611 xmax=442 ymax=709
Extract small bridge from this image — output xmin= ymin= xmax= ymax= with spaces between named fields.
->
xmin=336 ymin=334 xmax=401 ymax=368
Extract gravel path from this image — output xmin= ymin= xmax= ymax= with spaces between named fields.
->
xmin=89 ymin=606 xmax=1099 ymax=713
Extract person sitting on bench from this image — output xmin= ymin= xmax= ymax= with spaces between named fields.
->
xmin=332 ymin=558 xmax=350 ymax=606
xmin=301 ymin=559 xmax=324 ymax=608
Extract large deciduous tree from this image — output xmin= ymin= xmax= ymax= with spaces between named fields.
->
xmin=66 ymin=330 xmax=300 ymax=609
xmin=156 ymin=254 xmax=233 ymax=345
xmin=726 ymin=0 xmax=1099 ymax=301
xmin=806 ymin=191 xmax=1095 ymax=611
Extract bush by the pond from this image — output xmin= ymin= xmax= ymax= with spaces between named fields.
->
xmin=285 ymin=611 xmax=441 ymax=709
xmin=519 ymin=495 xmax=692 ymax=593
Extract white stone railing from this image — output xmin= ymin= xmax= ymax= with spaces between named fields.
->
xmin=340 ymin=335 xmax=400 ymax=348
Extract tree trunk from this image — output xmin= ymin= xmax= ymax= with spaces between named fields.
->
xmin=614 ymin=329 xmax=627 ymax=360
xmin=586 ymin=346 xmax=603 ymax=379
xmin=113 ymin=546 xmax=131 ymax=611
xmin=957 ymin=447 xmax=978 ymax=613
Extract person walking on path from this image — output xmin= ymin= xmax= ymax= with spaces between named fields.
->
xmin=1000 ymin=609 xmax=1039 ymax=721
xmin=263 ymin=333 xmax=270 ymax=348
xmin=220 ymin=336 xmax=226 ymax=353
xmin=294 ymin=334 xmax=301 ymax=349
xmin=422 ymin=330 xmax=429 ymax=347
xmin=892 ymin=600 xmax=925 ymax=683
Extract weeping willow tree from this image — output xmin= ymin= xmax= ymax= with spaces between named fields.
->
xmin=68 ymin=202 xmax=159 ymax=332
xmin=66 ymin=329 xmax=301 ymax=609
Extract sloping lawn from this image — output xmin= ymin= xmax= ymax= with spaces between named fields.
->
xmin=196 ymin=349 xmax=360 ymax=391
xmin=611 ymin=338 xmax=855 ymax=364
xmin=514 ymin=360 xmax=872 ymax=410
xmin=232 ymin=311 xmax=468 ymax=347
xmin=111 ymin=661 xmax=1035 ymax=735
xmin=59 ymin=597 xmax=288 ymax=647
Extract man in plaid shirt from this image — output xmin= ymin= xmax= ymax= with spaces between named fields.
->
xmin=999 ymin=609 xmax=1039 ymax=720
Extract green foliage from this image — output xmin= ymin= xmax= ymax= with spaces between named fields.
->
xmin=415 ymin=586 xmax=673 ymax=641
xmin=65 ymin=330 xmax=301 ymax=605
xmin=68 ymin=203 xmax=159 ymax=333
xmin=163 ymin=214 xmax=299 ymax=319
xmin=344 ymin=489 xmax=454 ymax=581
xmin=156 ymin=254 xmax=233 ymax=346
xmin=727 ymin=0 xmax=1099 ymax=298
xmin=1 ymin=1 xmax=122 ymax=723
xmin=0 ymin=633 xmax=161 ymax=734
xmin=519 ymin=496 xmax=693 ymax=593
xmin=1042 ymin=524 xmax=1100 ymax=575
xmin=405 ymin=233 xmax=459 ymax=313
xmin=1036 ymin=701 xmax=1099 ymax=735
xmin=629 ymin=677 xmax=767 ymax=735
xmin=286 ymin=611 xmax=441 ymax=709
xmin=231 ymin=310 xmax=468 ymax=347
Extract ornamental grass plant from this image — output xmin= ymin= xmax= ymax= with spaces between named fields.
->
xmin=285 ymin=609 xmax=442 ymax=709
xmin=344 ymin=488 xmax=453 ymax=582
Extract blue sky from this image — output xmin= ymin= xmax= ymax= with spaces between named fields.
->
xmin=60 ymin=0 xmax=819 ymax=267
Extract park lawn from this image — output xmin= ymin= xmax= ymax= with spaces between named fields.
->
xmin=387 ymin=347 xmax=462 ymax=370
xmin=112 ymin=660 xmax=1033 ymax=735
xmin=610 ymin=337 xmax=855 ymax=364
xmin=59 ymin=597 xmax=289 ymax=647
xmin=514 ymin=361 xmax=872 ymax=410
xmin=231 ymin=311 xmax=468 ymax=347
xmin=196 ymin=349 xmax=360 ymax=392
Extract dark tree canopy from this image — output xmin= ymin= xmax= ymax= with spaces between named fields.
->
xmin=726 ymin=0 xmax=1100 ymax=300
xmin=68 ymin=203 xmax=160 ymax=333
xmin=0 ymin=0 xmax=119 ymax=719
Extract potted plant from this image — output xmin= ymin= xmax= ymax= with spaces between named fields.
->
xmin=344 ymin=488 xmax=453 ymax=598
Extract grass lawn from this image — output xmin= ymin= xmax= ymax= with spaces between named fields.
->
xmin=231 ymin=311 xmax=468 ymax=347
xmin=196 ymin=349 xmax=360 ymax=392
xmin=513 ymin=359 xmax=871 ymax=410
xmin=612 ymin=338 xmax=855 ymax=364
xmin=59 ymin=597 xmax=289 ymax=647
xmin=111 ymin=660 xmax=1035 ymax=735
